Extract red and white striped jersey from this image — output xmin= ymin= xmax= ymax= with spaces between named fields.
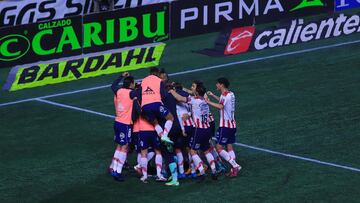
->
xmin=187 ymin=96 xmax=210 ymax=129
xmin=219 ymin=91 xmax=236 ymax=128
xmin=176 ymin=103 xmax=194 ymax=127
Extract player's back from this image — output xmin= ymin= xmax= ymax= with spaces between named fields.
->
xmin=141 ymin=75 xmax=162 ymax=107
xmin=114 ymin=88 xmax=133 ymax=125
xmin=189 ymin=96 xmax=210 ymax=128
xmin=219 ymin=91 xmax=236 ymax=128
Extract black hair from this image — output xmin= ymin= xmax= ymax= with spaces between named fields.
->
xmin=123 ymin=76 xmax=134 ymax=88
xmin=192 ymin=80 xmax=203 ymax=87
xmin=217 ymin=77 xmax=230 ymax=88
xmin=173 ymin=82 xmax=183 ymax=90
xmin=165 ymin=82 xmax=174 ymax=91
xmin=159 ymin=68 xmax=166 ymax=74
xmin=196 ymin=84 xmax=207 ymax=97
xmin=149 ymin=67 xmax=160 ymax=75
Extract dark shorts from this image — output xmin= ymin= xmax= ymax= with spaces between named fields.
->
xmin=142 ymin=102 xmax=170 ymax=123
xmin=216 ymin=127 xmax=237 ymax=145
xmin=138 ymin=131 xmax=161 ymax=151
xmin=182 ymin=125 xmax=194 ymax=147
xmin=189 ymin=128 xmax=211 ymax=151
xmin=209 ymin=121 xmax=216 ymax=137
xmin=114 ymin=121 xmax=132 ymax=146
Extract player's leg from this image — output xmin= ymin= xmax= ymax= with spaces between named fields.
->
xmin=189 ymin=129 xmax=206 ymax=178
xmin=140 ymin=149 xmax=149 ymax=183
xmin=154 ymin=149 xmax=166 ymax=181
xmin=111 ymin=122 xmax=132 ymax=181
xmin=138 ymin=131 xmax=152 ymax=183
xmin=226 ymin=127 xmax=241 ymax=177
xmin=142 ymin=103 xmax=174 ymax=144
xmin=216 ymin=127 xmax=240 ymax=172
xmin=201 ymin=128 xmax=218 ymax=180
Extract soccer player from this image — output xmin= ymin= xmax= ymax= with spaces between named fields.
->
xmin=174 ymin=82 xmax=196 ymax=178
xmin=157 ymin=69 xmax=181 ymax=186
xmin=137 ymin=115 xmax=167 ymax=183
xmin=109 ymin=72 xmax=135 ymax=181
xmin=141 ymin=67 xmax=174 ymax=144
xmin=170 ymin=83 xmax=219 ymax=180
xmin=206 ymin=77 xmax=241 ymax=177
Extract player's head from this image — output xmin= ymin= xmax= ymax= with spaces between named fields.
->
xmin=216 ymin=77 xmax=230 ymax=91
xmin=165 ymin=81 xmax=174 ymax=91
xmin=195 ymin=84 xmax=207 ymax=97
xmin=173 ymin=82 xmax=183 ymax=90
xmin=123 ymin=76 xmax=135 ymax=89
xmin=159 ymin=68 xmax=169 ymax=82
xmin=191 ymin=80 xmax=203 ymax=94
xmin=149 ymin=67 xmax=160 ymax=76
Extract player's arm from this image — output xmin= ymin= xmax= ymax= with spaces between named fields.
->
xmin=111 ymin=72 xmax=130 ymax=95
xmin=169 ymin=89 xmax=187 ymax=103
xmin=160 ymin=81 xmax=170 ymax=99
xmin=130 ymin=88 xmax=142 ymax=122
xmin=207 ymin=91 xmax=220 ymax=102
xmin=205 ymin=96 xmax=224 ymax=110
xmin=182 ymin=87 xmax=194 ymax=95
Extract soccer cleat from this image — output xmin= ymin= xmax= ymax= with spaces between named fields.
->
xmin=165 ymin=179 xmax=180 ymax=186
xmin=216 ymin=162 xmax=227 ymax=174
xmin=231 ymin=165 xmax=242 ymax=177
xmin=185 ymin=168 xmax=192 ymax=175
xmin=133 ymin=165 xmax=142 ymax=176
xmin=112 ymin=172 xmax=125 ymax=182
xmin=156 ymin=175 xmax=167 ymax=182
xmin=178 ymin=173 xmax=186 ymax=179
xmin=161 ymin=135 xmax=174 ymax=144
xmin=211 ymin=172 xmax=219 ymax=181
xmin=140 ymin=176 xmax=148 ymax=183
xmin=188 ymin=172 xmax=197 ymax=179
xmin=108 ymin=167 xmax=113 ymax=175
xmin=226 ymin=166 xmax=242 ymax=177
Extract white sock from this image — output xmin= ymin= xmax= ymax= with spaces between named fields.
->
xmin=137 ymin=153 xmax=141 ymax=165
xmin=147 ymin=151 xmax=155 ymax=161
xmin=155 ymin=124 xmax=164 ymax=137
xmin=176 ymin=152 xmax=185 ymax=174
xmin=219 ymin=149 xmax=239 ymax=168
xmin=210 ymin=147 xmax=220 ymax=163
xmin=205 ymin=152 xmax=216 ymax=173
xmin=111 ymin=148 xmax=121 ymax=171
xmin=140 ymin=157 xmax=148 ymax=178
xmin=155 ymin=154 xmax=163 ymax=177
xmin=163 ymin=120 xmax=173 ymax=137
xmin=188 ymin=153 xmax=196 ymax=173
xmin=191 ymin=154 xmax=204 ymax=175
xmin=228 ymin=150 xmax=239 ymax=168
xmin=116 ymin=151 xmax=127 ymax=174
xmin=228 ymin=150 xmax=236 ymax=160
xmin=219 ymin=149 xmax=231 ymax=162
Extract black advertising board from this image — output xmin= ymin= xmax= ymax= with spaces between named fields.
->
xmin=83 ymin=3 xmax=169 ymax=54
xmin=170 ymin=0 xmax=334 ymax=39
xmin=255 ymin=0 xmax=334 ymax=24
xmin=170 ymin=0 xmax=254 ymax=39
xmin=0 ymin=3 xmax=169 ymax=68
xmin=0 ymin=16 xmax=83 ymax=68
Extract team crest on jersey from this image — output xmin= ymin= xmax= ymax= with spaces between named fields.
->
xmin=159 ymin=106 xmax=165 ymax=113
xmin=120 ymin=132 xmax=125 ymax=139
xmin=144 ymin=87 xmax=155 ymax=95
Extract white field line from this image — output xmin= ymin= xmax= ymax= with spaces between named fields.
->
xmin=36 ymin=98 xmax=360 ymax=173
xmin=1 ymin=39 xmax=360 ymax=108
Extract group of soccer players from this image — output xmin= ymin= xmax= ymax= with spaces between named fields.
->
xmin=108 ymin=67 xmax=241 ymax=186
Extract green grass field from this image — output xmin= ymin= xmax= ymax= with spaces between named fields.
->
xmin=1 ymin=12 xmax=360 ymax=202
